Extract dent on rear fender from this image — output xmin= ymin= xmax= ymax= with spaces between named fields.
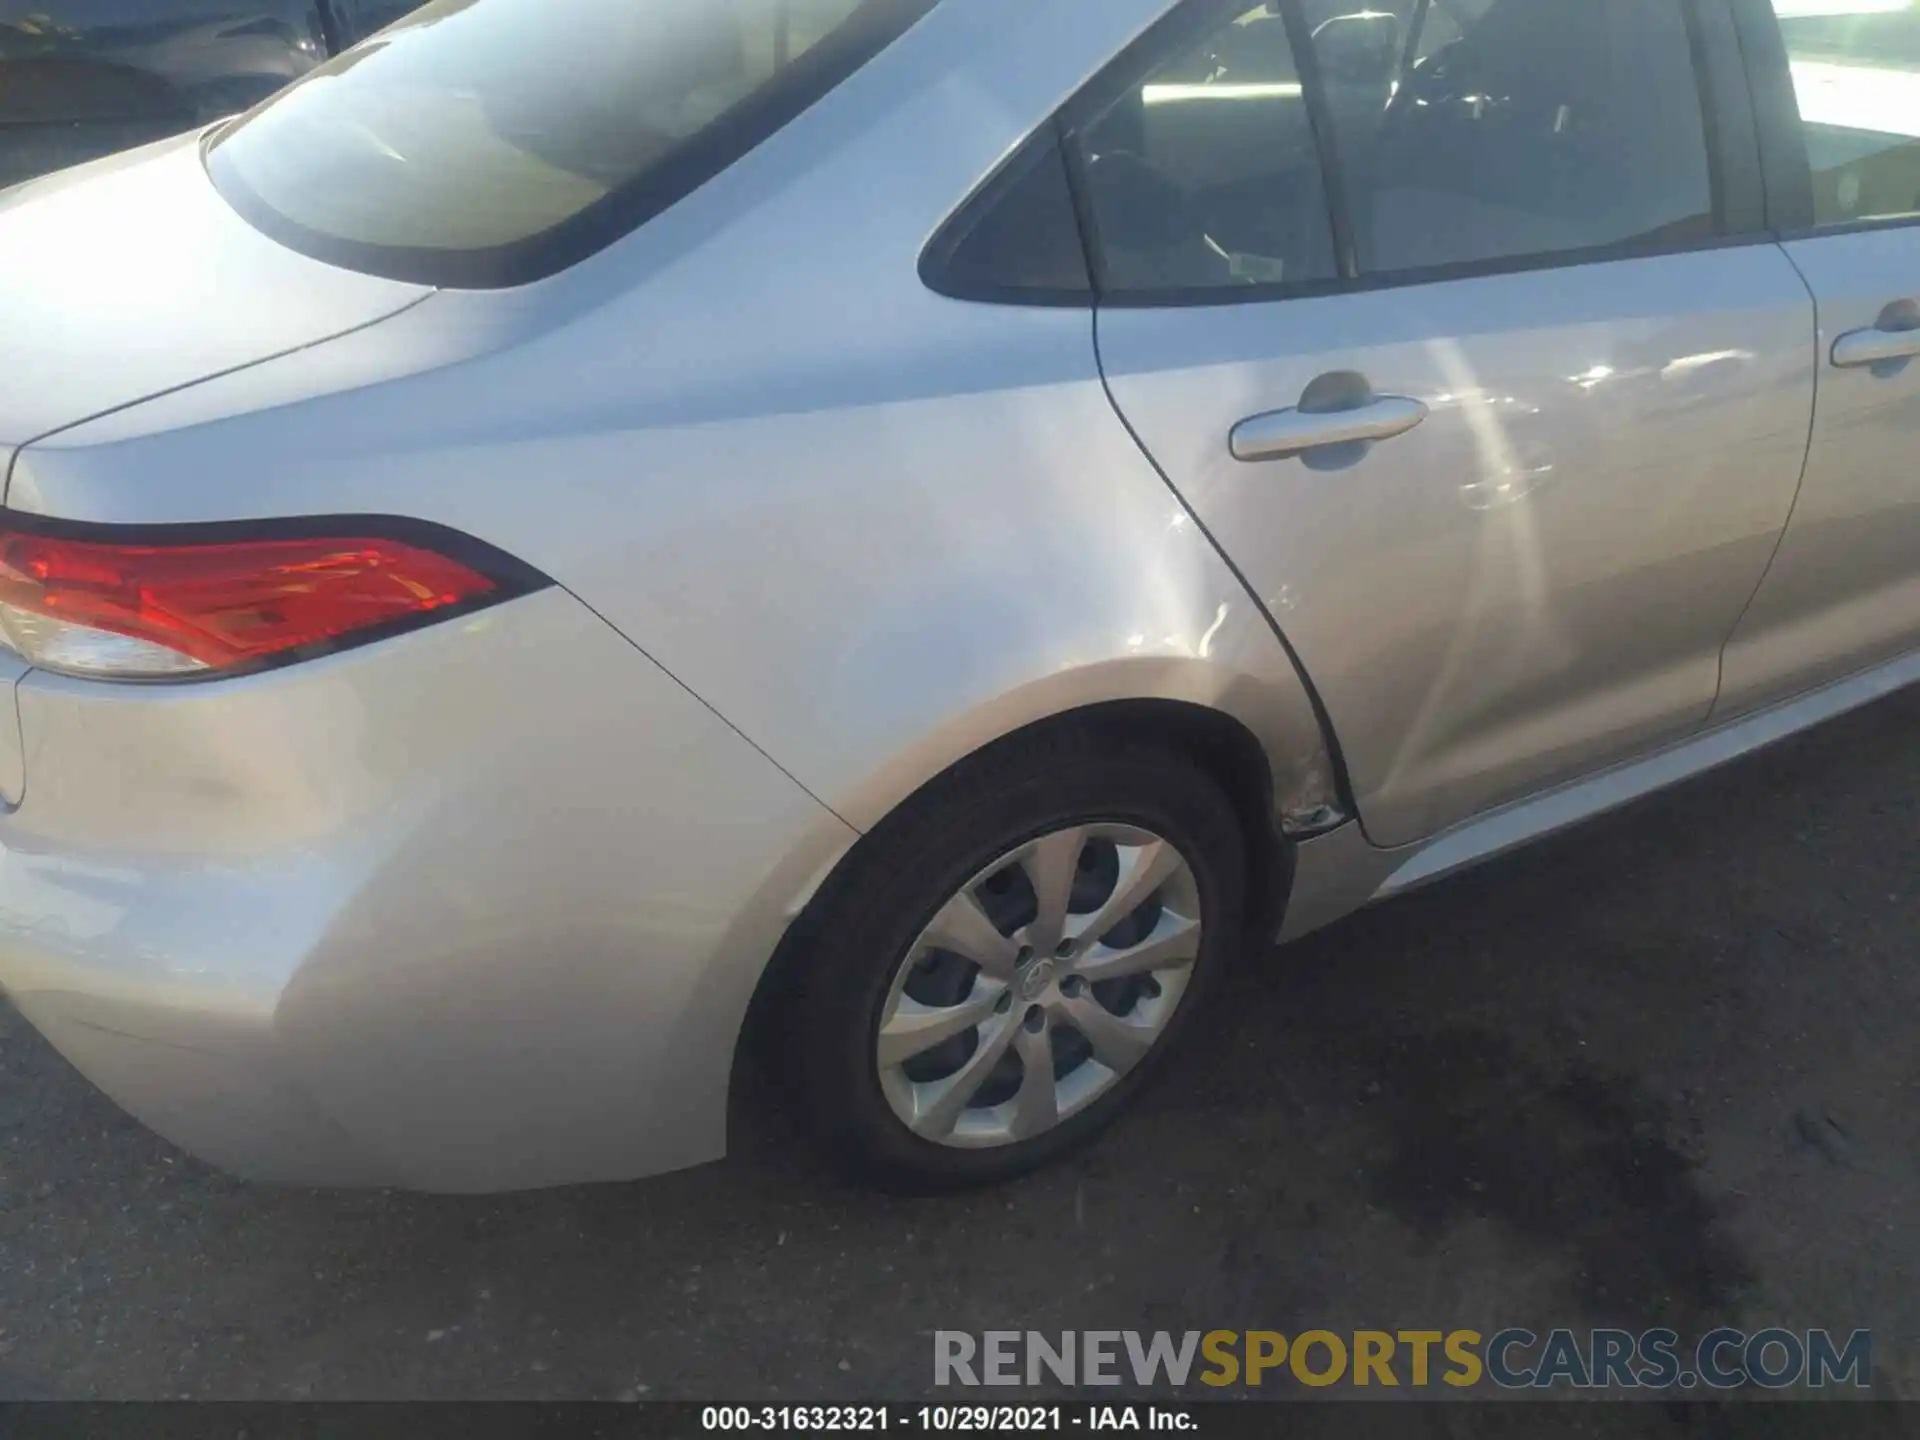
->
xmin=0 ymin=589 xmax=858 ymax=1191
xmin=824 ymin=647 xmax=1344 ymax=845
xmin=479 ymin=359 xmax=1349 ymax=851
xmin=0 ymin=0 xmax=1348 ymax=866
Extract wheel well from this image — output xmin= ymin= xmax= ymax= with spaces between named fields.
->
xmin=737 ymin=700 xmax=1291 ymax=1080
xmin=1046 ymin=698 xmax=1289 ymax=934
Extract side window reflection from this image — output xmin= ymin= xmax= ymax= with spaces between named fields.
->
xmin=1773 ymin=0 xmax=1920 ymax=227
xmin=1312 ymin=0 xmax=1716 ymax=276
xmin=1075 ymin=4 xmax=1341 ymax=294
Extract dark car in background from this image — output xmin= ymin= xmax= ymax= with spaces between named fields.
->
xmin=0 ymin=1 xmax=419 ymax=187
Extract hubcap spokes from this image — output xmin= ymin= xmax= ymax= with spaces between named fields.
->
xmin=875 ymin=823 xmax=1203 ymax=1149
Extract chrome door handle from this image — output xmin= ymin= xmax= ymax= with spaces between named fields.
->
xmin=1230 ymin=395 xmax=1429 ymax=462
xmin=1831 ymin=325 xmax=1920 ymax=369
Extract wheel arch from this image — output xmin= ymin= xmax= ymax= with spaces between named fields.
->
xmin=735 ymin=684 xmax=1327 ymax=1101
xmin=824 ymin=650 xmax=1346 ymax=839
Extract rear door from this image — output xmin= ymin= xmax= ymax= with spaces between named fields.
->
xmin=1082 ymin=0 xmax=1818 ymax=846
xmin=1717 ymin=0 xmax=1920 ymax=715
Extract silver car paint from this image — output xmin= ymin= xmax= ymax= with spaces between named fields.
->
xmin=0 ymin=653 xmax=25 ymax=808
xmin=0 ymin=0 xmax=1913 ymax=1191
xmin=1 ymin=586 xmax=856 ymax=1191
xmin=1098 ymin=246 xmax=1819 ymax=847
xmin=1718 ymin=228 xmax=1920 ymax=716
xmin=0 ymin=133 xmax=428 ymax=456
xmin=9 ymin=0 xmax=1341 ymax=841
xmin=0 ymin=0 xmax=1344 ymax=1188
xmin=0 ymin=133 xmax=428 ymax=816
xmin=1280 ymin=644 xmax=1920 ymax=942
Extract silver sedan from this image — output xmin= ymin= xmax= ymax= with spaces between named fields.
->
xmin=0 ymin=0 xmax=1915 ymax=1193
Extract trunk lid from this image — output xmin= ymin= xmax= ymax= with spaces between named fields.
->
xmin=0 ymin=131 xmax=430 ymax=468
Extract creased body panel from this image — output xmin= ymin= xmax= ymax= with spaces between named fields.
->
xmin=7 ymin=0 xmax=1340 ymax=840
xmin=1099 ymin=247 xmax=1815 ymax=846
xmin=0 ymin=589 xmax=852 ymax=1191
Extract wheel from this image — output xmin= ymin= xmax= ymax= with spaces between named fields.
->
xmin=793 ymin=731 xmax=1248 ymax=1192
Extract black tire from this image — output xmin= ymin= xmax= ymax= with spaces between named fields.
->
xmin=792 ymin=729 xmax=1249 ymax=1193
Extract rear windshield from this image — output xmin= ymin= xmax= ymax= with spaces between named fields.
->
xmin=206 ymin=0 xmax=936 ymax=287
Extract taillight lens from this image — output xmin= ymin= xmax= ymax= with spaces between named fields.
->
xmin=0 ymin=520 xmax=542 ymax=681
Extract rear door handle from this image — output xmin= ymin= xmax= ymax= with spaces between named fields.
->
xmin=1230 ymin=395 xmax=1429 ymax=462
xmin=1832 ymin=324 xmax=1920 ymax=369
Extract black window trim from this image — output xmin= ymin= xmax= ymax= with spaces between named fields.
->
xmin=925 ymin=0 xmax=1779 ymax=311
xmin=1055 ymin=0 xmax=1339 ymax=300
xmin=1274 ymin=0 xmax=1360 ymax=279
xmin=207 ymin=0 xmax=942 ymax=291
xmin=1727 ymin=0 xmax=1818 ymax=233
xmin=918 ymin=118 xmax=1097 ymax=307
xmin=313 ymin=0 xmax=348 ymax=55
xmin=1688 ymin=0 xmax=1761 ymax=237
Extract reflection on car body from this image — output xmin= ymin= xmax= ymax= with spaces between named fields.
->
xmin=0 ymin=0 xmax=1913 ymax=1196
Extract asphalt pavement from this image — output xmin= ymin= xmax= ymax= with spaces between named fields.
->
xmin=1 ymin=686 xmax=1915 ymax=1419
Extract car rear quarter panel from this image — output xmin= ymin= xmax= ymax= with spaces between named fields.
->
xmin=0 ymin=588 xmax=856 ymax=1190
xmin=11 ymin=0 xmax=1342 ymax=842
xmin=0 ymin=135 xmax=428 ymax=451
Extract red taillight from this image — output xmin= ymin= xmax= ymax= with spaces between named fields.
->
xmin=0 ymin=522 xmax=536 ymax=680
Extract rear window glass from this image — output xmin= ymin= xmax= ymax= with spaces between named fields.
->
xmin=205 ymin=0 xmax=936 ymax=287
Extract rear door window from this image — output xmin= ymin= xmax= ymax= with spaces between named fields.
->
xmin=1064 ymin=0 xmax=1720 ymax=302
xmin=1310 ymin=0 xmax=1718 ymax=277
xmin=206 ymin=0 xmax=936 ymax=287
xmin=1071 ymin=3 xmax=1342 ymax=295
xmin=1771 ymin=0 xmax=1920 ymax=227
